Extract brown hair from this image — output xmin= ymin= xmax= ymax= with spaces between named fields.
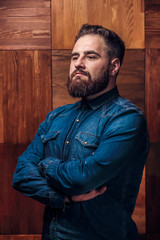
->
xmin=75 ymin=24 xmax=125 ymax=65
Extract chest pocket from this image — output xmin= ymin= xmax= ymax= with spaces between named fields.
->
xmin=41 ymin=131 xmax=60 ymax=157
xmin=74 ymin=132 xmax=99 ymax=159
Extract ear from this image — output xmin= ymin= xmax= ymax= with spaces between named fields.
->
xmin=109 ymin=58 xmax=120 ymax=77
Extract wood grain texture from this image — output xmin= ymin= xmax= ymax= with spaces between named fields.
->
xmin=0 ymin=50 xmax=52 ymax=143
xmin=146 ymin=142 xmax=160 ymax=234
xmin=0 ymin=144 xmax=44 ymax=234
xmin=145 ymin=0 xmax=160 ymax=49
xmin=0 ymin=0 xmax=51 ymax=50
xmin=145 ymin=49 xmax=160 ymax=142
xmin=52 ymin=0 xmax=144 ymax=49
xmin=132 ymin=168 xmax=146 ymax=233
xmin=0 ymin=235 xmax=41 ymax=240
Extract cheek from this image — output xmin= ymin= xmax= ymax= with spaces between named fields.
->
xmin=70 ymin=61 xmax=76 ymax=74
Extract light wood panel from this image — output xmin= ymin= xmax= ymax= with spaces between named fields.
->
xmin=145 ymin=49 xmax=160 ymax=142
xmin=145 ymin=0 xmax=160 ymax=49
xmin=0 ymin=144 xmax=44 ymax=234
xmin=0 ymin=0 xmax=51 ymax=50
xmin=0 ymin=50 xmax=52 ymax=143
xmin=52 ymin=0 xmax=144 ymax=49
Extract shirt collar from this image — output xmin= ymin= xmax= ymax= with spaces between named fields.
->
xmin=76 ymin=86 xmax=120 ymax=110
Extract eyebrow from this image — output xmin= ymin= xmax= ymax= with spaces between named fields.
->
xmin=71 ymin=50 xmax=101 ymax=58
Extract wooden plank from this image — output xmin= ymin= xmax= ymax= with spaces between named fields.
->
xmin=145 ymin=0 xmax=160 ymax=49
xmin=117 ymin=49 xmax=145 ymax=112
xmin=0 ymin=50 xmax=52 ymax=143
xmin=145 ymin=49 xmax=160 ymax=142
xmin=0 ymin=0 xmax=51 ymax=50
xmin=0 ymin=144 xmax=44 ymax=234
xmin=146 ymin=142 xmax=160 ymax=234
xmin=132 ymin=168 xmax=146 ymax=233
xmin=52 ymin=0 xmax=144 ymax=49
xmin=0 ymin=235 xmax=41 ymax=240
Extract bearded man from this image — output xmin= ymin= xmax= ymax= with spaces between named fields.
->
xmin=13 ymin=24 xmax=149 ymax=240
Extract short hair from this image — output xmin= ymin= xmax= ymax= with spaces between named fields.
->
xmin=75 ymin=24 xmax=125 ymax=65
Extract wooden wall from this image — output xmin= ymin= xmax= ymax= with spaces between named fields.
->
xmin=0 ymin=0 xmax=159 ymax=239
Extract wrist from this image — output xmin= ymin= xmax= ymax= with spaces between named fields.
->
xmin=68 ymin=195 xmax=74 ymax=203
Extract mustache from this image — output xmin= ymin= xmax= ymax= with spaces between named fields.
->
xmin=71 ymin=69 xmax=90 ymax=78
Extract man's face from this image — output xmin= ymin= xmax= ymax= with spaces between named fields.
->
xmin=67 ymin=34 xmax=111 ymax=98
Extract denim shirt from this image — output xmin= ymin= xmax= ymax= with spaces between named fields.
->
xmin=13 ymin=87 xmax=149 ymax=240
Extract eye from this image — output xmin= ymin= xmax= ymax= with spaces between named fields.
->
xmin=87 ymin=55 xmax=97 ymax=60
xmin=71 ymin=55 xmax=79 ymax=61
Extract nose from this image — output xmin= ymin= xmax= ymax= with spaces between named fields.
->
xmin=74 ymin=57 xmax=85 ymax=69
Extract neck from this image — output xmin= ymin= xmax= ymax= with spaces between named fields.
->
xmin=86 ymin=79 xmax=116 ymax=101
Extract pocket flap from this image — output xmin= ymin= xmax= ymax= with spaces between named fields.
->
xmin=41 ymin=131 xmax=60 ymax=143
xmin=75 ymin=132 xmax=99 ymax=147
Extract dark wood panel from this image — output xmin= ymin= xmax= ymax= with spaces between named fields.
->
xmin=0 ymin=236 xmax=41 ymax=240
xmin=0 ymin=144 xmax=44 ymax=234
xmin=52 ymin=49 xmax=145 ymax=112
xmin=0 ymin=50 xmax=52 ymax=143
xmin=145 ymin=0 xmax=160 ymax=49
xmin=146 ymin=142 xmax=160 ymax=234
xmin=0 ymin=0 xmax=51 ymax=50
xmin=145 ymin=49 xmax=160 ymax=142
xmin=52 ymin=0 xmax=144 ymax=49
xmin=117 ymin=49 xmax=145 ymax=112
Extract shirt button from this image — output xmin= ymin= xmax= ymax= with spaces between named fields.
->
xmin=66 ymin=141 xmax=70 ymax=144
xmin=76 ymin=119 xmax=79 ymax=122
xmin=84 ymin=141 xmax=87 ymax=145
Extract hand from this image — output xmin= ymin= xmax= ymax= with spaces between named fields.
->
xmin=65 ymin=185 xmax=107 ymax=202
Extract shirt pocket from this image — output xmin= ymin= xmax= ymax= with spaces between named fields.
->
xmin=41 ymin=131 xmax=60 ymax=157
xmin=74 ymin=132 xmax=100 ymax=159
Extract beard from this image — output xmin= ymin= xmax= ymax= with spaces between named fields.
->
xmin=67 ymin=67 xmax=110 ymax=98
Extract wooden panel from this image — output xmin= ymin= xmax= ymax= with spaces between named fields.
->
xmin=0 ymin=50 xmax=52 ymax=143
xmin=146 ymin=142 xmax=160 ymax=234
xmin=0 ymin=236 xmax=41 ymax=240
xmin=0 ymin=144 xmax=44 ymax=234
xmin=52 ymin=49 xmax=144 ymax=111
xmin=0 ymin=0 xmax=51 ymax=50
xmin=52 ymin=0 xmax=144 ymax=49
xmin=117 ymin=49 xmax=145 ymax=112
xmin=132 ymin=168 xmax=146 ymax=233
xmin=145 ymin=49 xmax=160 ymax=142
xmin=145 ymin=0 xmax=160 ymax=49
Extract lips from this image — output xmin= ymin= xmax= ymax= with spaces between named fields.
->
xmin=72 ymin=70 xmax=88 ymax=77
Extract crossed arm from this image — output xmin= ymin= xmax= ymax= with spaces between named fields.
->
xmin=12 ymin=112 xmax=107 ymax=207
xmin=13 ymin=110 xmax=145 ymax=207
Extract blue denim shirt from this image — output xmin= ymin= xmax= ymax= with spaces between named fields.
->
xmin=13 ymin=87 xmax=149 ymax=240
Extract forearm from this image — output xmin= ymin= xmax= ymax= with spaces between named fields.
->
xmin=38 ymin=114 xmax=147 ymax=196
xmin=13 ymin=152 xmax=65 ymax=208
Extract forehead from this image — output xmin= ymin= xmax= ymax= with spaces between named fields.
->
xmin=72 ymin=34 xmax=107 ymax=54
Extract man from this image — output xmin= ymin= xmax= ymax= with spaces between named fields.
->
xmin=13 ymin=24 xmax=149 ymax=240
